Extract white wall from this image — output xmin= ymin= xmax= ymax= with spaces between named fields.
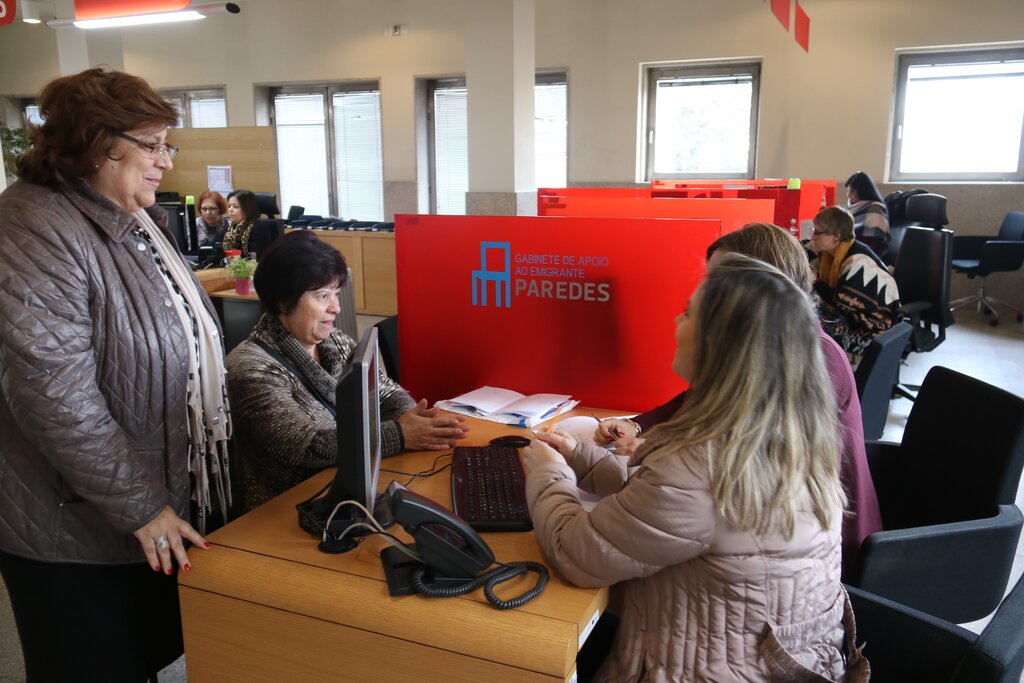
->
xmin=1 ymin=0 xmax=1022 ymax=297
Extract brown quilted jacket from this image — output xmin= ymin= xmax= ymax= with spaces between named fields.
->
xmin=0 ymin=179 xmax=215 ymax=564
xmin=526 ymin=441 xmax=869 ymax=682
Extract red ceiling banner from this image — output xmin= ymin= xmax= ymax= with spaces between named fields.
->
xmin=770 ymin=0 xmax=791 ymax=31
xmin=795 ymin=2 xmax=810 ymax=52
xmin=0 ymin=0 xmax=17 ymax=27
xmin=74 ymin=0 xmax=189 ymax=20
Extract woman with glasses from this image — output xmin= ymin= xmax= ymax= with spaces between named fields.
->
xmin=808 ymin=205 xmax=901 ymax=357
xmin=196 ymin=189 xmax=229 ymax=246
xmin=0 ymin=67 xmax=230 ymax=681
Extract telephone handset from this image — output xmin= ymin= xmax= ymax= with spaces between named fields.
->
xmin=388 ymin=484 xmax=494 ymax=579
xmin=380 ymin=481 xmax=548 ymax=610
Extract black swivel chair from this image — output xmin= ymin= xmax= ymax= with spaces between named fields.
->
xmin=889 ymin=225 xmax=955 ymax=400
xmin=847 ymin=575 xmax=1024 ymax=683
xmin=950 ymin=211 xmax=1024 ymax=327
xmin=286 ymin=205 xmax=306 ymax=221
xmin=847 ymin=366 xmax=1024 ymax=624
xmin=374 ymin=315 xmax=400 ymax=382
xmin=888 ymin=192 xmax=949 ymax=267
xmin=853 ymin=321 xmax=914 ymax=440
xmin=251 ymin=192 xmax=284 ymax=258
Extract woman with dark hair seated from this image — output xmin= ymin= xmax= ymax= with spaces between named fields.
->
xmin=845 ymin=170 xmax=891 ymax=261
xmin=223 ymin=189 xmax=277 ymax=258
xmin=226 ymin=231 xmax=468 ymax=512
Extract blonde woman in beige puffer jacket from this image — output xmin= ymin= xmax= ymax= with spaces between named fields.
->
xmin=524 ymin=255 xmax=869 ymax=683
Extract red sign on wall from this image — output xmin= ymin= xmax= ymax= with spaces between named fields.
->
xmin=0 ymin=0 xmax=17 ymax=27
xmin=396 ymin=214 xmax=719 ymax=412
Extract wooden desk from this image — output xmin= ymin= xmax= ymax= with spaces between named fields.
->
xmin=297 ymin=229 xmax=397 ymax=316
xmin=179 ymin=410 xmax=618 ymax=682
xmin=195 ymin=267 xmax=233 ymax=295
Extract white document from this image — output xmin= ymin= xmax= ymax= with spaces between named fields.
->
xmin=435 ymin=386 xmax=578 ymax=428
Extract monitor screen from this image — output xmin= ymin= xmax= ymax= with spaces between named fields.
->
xmin=325 ymin=327 xmax=381 ymax=512
xmin=158 ymin=201 xmax=187 ymax=252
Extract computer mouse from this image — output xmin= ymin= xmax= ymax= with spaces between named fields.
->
xmin=489 ymin=435 xmax=531 ymax=448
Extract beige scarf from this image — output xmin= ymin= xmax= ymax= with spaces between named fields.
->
xmin=135 ymin=210 xmax=233 ymax=533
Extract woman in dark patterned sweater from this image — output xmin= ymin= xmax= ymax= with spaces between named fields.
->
xmin=808 ymin=206 xmax=901 ymax=357
xmin=226 ymin=232 xmax=468 ymax=512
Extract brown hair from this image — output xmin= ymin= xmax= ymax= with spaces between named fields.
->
xmin=198 ymin=190 xmax=228 ymax=214
xmin=706 ymin=222 xmax=813 ymax=294
xmin=13 ymin=66 xmax=178 ymax=186
xmin=814 ymin=206 xmax=855 ymax=242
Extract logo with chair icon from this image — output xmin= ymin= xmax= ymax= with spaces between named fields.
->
xmin=471 ymin=241 xmax=512 ymax=308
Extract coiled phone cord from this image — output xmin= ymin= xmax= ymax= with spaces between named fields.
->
xmin=412 ymin=561 xmax=549 ymax=610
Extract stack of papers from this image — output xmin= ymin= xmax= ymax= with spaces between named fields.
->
xmin=435 ymin=386 xmax=579 ymax=428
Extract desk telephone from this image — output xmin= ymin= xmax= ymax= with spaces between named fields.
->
xmin=307 ymin=481 xmax=548 ymax=610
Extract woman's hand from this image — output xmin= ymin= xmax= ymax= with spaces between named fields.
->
xmin=594 ymin=418 xmax=641 ymax=451
xmin=398 ymin=399 xmax=470 ymax=451
xmin=133 ymin=506 xmax=208 ymax=575
xmin=520 ymin=438 xmax=565 ymax=472
xmin=534 ymin=428 xmax=578 ymax=460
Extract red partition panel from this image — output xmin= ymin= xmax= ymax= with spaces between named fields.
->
xmin=536 ymin=196 xmax=774 ymax=235
xmin=396 ymin=214 xmax=719 ymax=412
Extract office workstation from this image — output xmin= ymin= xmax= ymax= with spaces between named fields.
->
xmin=2 ymin=1 xmax=1024 ymax=682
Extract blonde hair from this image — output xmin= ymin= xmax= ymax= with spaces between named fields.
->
xmin=707 ymin=222 xmax=813 ymax=293
xmin=648 ymin=254 xmax=844 ymax=537
xmin=814 ymin=206 xmax=855 ymax=241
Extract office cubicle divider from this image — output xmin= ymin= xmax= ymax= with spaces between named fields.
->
xmin=395 ymin=214 xmax=719 ymax=412
xmin=537 ymin=194 xmax=775 ymax=235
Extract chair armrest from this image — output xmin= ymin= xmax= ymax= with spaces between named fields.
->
xmin=979 ymin=240 xmax=1024 ymax=272
xmin=845 ymin=585 xmax=974 ymax=682
xmin=953 ymin=235 xmax=990 ymax=261
xmin=852 ymin=504 xmax=1024 ymax=623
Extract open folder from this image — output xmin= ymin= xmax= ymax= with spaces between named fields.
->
xmin=435 ymin=386 xmax=579 ymax=428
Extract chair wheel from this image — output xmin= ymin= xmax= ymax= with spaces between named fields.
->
xmin=1017 ymin=313 xmax=1023 ymax=323
xmin=990 ymin=318 xmax=999 ymax=327
xmin=983 ymin=306 xmax=994 ymax=316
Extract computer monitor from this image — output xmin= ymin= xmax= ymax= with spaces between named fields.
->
xmin=325 ymin=327 xmax=382 ymax=513
xmin=157 ymin=201 xmax=188 ymax=252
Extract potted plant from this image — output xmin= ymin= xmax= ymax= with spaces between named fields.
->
xmin=1 ymin=126 xmax=29 ymax=186
xmin=226 ymin=256 xmax=258 ymax=295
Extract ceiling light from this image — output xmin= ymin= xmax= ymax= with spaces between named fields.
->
xmin=21 ymin=0 xmax=43 ymax=23
xmin=46 ymin=2 xmax=239 ymax=29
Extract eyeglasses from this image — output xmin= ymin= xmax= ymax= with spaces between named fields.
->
xmin=811 ymin=229 xmax=833 ymax=237
xmin=200 ymin=206 xmax=220 ymax=213
xmin=116 ymin=132 xmax=179 ymax=160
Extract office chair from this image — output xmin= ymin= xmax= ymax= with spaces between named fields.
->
xmin=950 ymin=212 xmax=1024 ymax=327
xmin=846 ymin=575 xmax=1024 ymax=683
xmin=847 ymin=366 xmax=1024 ymax=624
xmin=286 ymin=205 xmax=305 ymax=221
xmin=336 ymin=268 xmax=358 ymax=339
xmin=885 ymin=192 xmax=948 ymax=267
xmin=374 ymin=315 xmax=400 ymax=382
xmin=888 ymin=226 xmax=955 ymax=400
xmin=254 ymin=192 xmax=281 ymax=218
xmin=853 ymin=321 xmax=913 ymax=440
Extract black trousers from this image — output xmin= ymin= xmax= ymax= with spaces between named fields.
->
xmin=0 ymin=550 xmax=183 ymax=683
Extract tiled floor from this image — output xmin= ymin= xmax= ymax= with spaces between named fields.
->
xmin=1 ymin=312 xmax=1022 ymax=682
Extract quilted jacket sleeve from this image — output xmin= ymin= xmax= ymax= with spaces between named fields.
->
xmin=0 ymin=201 xmax=169 ymax=534
xmin=526 ymin=444 xmax=715 ymax=588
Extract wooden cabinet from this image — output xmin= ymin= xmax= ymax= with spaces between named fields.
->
xmin=294 ymin=230 xmax=397 ymax=316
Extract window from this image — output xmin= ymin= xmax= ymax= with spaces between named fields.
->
xmin=271 ymin=84 xmax=384 ymax=220
xmin=24 ymin=104 xmax=42 ymax=126
xmin=890 ymin=47 xmax=1024 ymax=182
xmin=161 ymin=89 xmax=227 ymax=128
xmin=426 ymin=75 xmax=569 ymax=214
xmin=642 ymin=61 xmax=760 ymax=180
xmin=428 ymin=79 xmax=468 ymax=215
xmin=535 ymin=74 xmax=567 ymax=188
